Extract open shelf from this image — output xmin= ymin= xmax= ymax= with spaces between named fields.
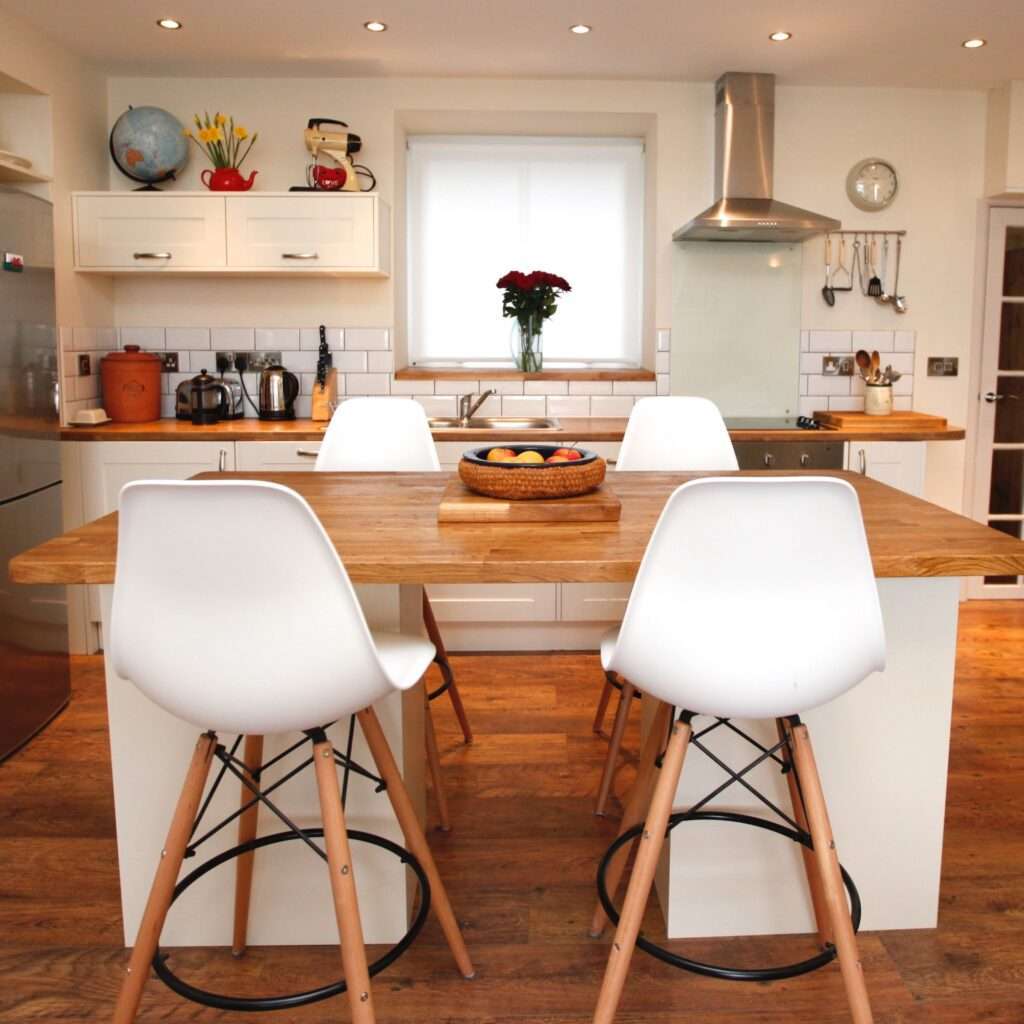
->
xmin=0 ymin=155 xmax=51 ymax=183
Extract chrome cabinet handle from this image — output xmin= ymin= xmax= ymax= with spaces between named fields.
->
xmin=296 ymin=449 xmax=320 ymax=457
xmin=282 ymin=252 xmax=319 ymax=260
xmin=218 ymin=449 xmax=227 ymax=472
xmin=763 ymin=453 xmax=775 ymax=468
xmin=984 ymin=391 xmax=1005 ymax=403
xmin=800 ymin=453 xmax=811 ymax=468
xmin=858 ymin=448 xmax=867 ymax=475
xmin=133 ymin=252 xmax=172 ymax=260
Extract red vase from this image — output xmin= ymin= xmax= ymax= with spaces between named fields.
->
xmin=201 ymin=167 xmax=257 ymax=191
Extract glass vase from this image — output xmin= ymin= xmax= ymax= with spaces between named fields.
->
xmin=510 ymin=317 xmax=543 ymax=372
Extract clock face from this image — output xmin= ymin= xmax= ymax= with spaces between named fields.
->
xmin=846 ymin=159 xmax=898 ymax=211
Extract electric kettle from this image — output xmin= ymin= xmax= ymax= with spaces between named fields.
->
xmin=175 ymin=369 xmax=232 ymax=425
xmin=258 ymin=365 xmax=299 ymax=420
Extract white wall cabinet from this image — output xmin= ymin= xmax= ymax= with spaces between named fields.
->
xmin=845 ymin=441 xmax=926 ymax=498
xmin=73 ymin=192 xmax=390 ymax=276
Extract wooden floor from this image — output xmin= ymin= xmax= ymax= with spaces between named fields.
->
xmin=1 ymin=601 xmax=1022 ymax=1022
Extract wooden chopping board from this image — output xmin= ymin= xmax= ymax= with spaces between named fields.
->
xmin=438 ymin=479 xmax=621 ymax=523
xmin=812 ymin=410 xmax=948 ymax=429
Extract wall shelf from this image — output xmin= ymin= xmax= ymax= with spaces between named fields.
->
xmin=0 ymin=155 xmax=51 ymax=183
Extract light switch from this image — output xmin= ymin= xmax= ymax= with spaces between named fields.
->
xmin=927 ymin=357 xmax=958 ymax=377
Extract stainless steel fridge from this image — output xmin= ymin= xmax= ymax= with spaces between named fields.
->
xmin=0 ymin=187 xmax=69 ymax=761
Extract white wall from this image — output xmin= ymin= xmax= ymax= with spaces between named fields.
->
xmin=105 ymin=76 xmax=985 ymax=509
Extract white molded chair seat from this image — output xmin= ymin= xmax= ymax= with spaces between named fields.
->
xmin=373 ymin=632 xmax=437 ymax=690
xmin=315 ymin=397 xmax=441 ymax=472
xmin=615 ymin=396 xmax=739 ymax=473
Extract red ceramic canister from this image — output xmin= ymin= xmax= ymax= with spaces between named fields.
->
xmin=100 ymin=345 xmax=162 ymax=422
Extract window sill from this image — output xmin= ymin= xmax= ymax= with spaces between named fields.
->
xmin=395 ymin=365 xmax=656 ymax=382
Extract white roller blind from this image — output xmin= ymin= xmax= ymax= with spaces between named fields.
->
xmin=407 ymin=135 xmax=644 ymax=364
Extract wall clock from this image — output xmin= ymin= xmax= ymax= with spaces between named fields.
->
xmin=846 ymin=158 xmax=898 ymax=212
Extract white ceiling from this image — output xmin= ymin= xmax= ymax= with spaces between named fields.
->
xmin=3 ymin=0 xmax=1021 ymax=88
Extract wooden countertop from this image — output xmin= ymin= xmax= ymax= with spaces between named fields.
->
xmin=59 ymin=416 xmax=966 ymax=443
xmin=11 ymin=470 xmax=1022 ymax=585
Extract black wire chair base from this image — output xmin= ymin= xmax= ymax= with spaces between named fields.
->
xmin=596 ymin=809 xmax=861 ymax=983
xmin=427 ymin=655 xmax=455 ymax=702
xmin=153 ymin=827 xmax=431 ymax=1012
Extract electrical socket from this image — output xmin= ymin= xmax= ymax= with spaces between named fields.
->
xmin=216 ymin=350 xmax=281 ymax=373
xmin=77 ymin=354 xmax=91 ymax=376
xmin=927 ymin=357 xmax=959 ymax=377
xmin=158 ymin=352 xmax=179 ymax=373
xmin=822 ymin=355 xmax=854 ymax=376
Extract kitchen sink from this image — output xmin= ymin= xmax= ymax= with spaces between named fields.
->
xmin=429 ymin=416 xmax=561 ymax=430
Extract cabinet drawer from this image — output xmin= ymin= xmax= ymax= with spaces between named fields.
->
xmin=226 ymin=195 xmax=383 ymax=271
xmin=560 ymin=582 xmax=632 ymax=622
xmin=425 ymin=583 xmax=557 ymax=623
xmin=235 ymin=440 xmax=321 ymax=471
xmin=74 ymin=194 xmax=226 ymax=269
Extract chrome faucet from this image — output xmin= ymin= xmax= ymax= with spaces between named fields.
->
xmin=458 ymin=389 xmax=496 ymax=425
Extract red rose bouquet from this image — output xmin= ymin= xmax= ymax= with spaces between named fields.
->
xmin=496 ymin=270 xmax=571 ymax=371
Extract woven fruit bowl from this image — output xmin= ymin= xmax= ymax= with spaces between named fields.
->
xmin=459 ymin=444 xmax=606 ymax=500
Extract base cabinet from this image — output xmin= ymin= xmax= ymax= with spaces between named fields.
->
xmin=845 ymin=441 xmax=926 ymax=497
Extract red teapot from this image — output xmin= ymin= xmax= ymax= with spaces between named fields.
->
xmin=201 ymin=167 xmax=257 ymax=191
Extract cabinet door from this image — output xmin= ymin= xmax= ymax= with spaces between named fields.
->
xmin=846 ymin=441 xmax=926 ymax=497
xmin=425 ymin=583 xmax=557 ymax=623
xmin=235 ymin=440 xmax=320 ymax=471
xmin=81 ymin=441 xmax=235 ymax=630
xmin=74 ymin=194 xmax=227 ymax=269
xmin=226 ymin=195 xmax=385 ymax=272
xmin=560 ymin=582 xmax=632 ymax=622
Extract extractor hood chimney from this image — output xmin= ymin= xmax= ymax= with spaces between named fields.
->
xmin=674 ymin=72 xmax=840 ymax=242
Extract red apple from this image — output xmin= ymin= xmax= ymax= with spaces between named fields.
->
xmin=553 ymin=447 xmax=584 ymax=461
xmin=546 ymin=454 xmax=569 ymax=463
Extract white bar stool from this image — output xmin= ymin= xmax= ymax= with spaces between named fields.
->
xmin=313 ymin=397 xmax=473 ymax=833
xmin=590 ymin=476 xmax=885 ymax=1024
xmin=108 ymin=480 xmax=473 ymax=1024
xmin=592 ymin=397 xmax=738 ymax=815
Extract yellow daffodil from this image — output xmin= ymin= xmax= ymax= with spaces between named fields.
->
xmin=215 ymin=113 xmax=226 ymax=126
xmin=182 ymin=128 xmax=193 ymax=138
xmin=234 ymin=126 xmax=248 ymax=140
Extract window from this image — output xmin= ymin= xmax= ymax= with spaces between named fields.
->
xmin=406 ymin=135 xmax=644 ymax=365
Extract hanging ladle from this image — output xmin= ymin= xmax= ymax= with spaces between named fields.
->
xmin=822 ymin=234 xmax=835 ymax=306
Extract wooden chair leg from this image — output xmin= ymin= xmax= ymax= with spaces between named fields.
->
xmin=592 ymin=673 xmax=615 ymax=735
xmin=312 ymin=734 xmax=377 ymax=1024
xmin=357 ymin=705 xmax=476 ymax=979
xmin=593 ymin=713 xmax=692 ymax=1024
xmin=788 ymin=722 xmax=874 ymax=1024
xmin=423 ymin=591 xmax=472 ymax=744
xmin=776 ymin=718 xmax=832 ymax=950
xmin=113 ymin=733 xmax=216 ymax=1024
xmin=594 ymin=679 xmax=636 ymax=816
xmin=589 ymin=700 xmax=672 ymax=938
xmin=423 ymin=686 xmax=452 ymax=832
xmin=231 ymin=733 xmax=264 ymax=957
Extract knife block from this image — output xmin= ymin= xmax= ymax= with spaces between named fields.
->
xmin=311 ymin=368 xmax=338 ymax=421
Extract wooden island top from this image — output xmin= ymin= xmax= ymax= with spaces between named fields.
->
xmin=10 ymin=470 xmax=1023 ymax=585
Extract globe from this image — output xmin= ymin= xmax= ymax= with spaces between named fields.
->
xmin=109 ymin=106 xmax=189 ymax=187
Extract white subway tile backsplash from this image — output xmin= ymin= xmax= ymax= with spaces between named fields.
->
xmin=894 ymin=330 xmax=915 ymax=352
xmin=294 ymin=396 xmax=312 ymax=419
xmin=852 ymin=330 xmax=893 ymax=353
xmin=279 ymin=351 xmax=320 ymax=372
xmin=414 ymin=395 xmax=456 ymax=418
xmin=433 ymin=379 xmax=478 ymax=395
xmin=656 ymin=351 xmax=671 ymax=375
xmin=800 ymin=352 xmax=829 ymax=375
xmin=480 ymin=379 xmax=524 ymax=395
xmin=255 ymin=328 xmax=299 ymax=351
xmin=73 ymin=375 xmax=99 ymax=400
xmin=656 ymin=374 xmax=670 ymax=396
xmin=299 ymin=327 xmax=344 ymax=350
xmin=893 ymin=395 xmax=913 ymax=411
xmin=166 ymin=327 xmax=211 ymax=350
xmin=344 ymin=372 xmax=391 ymax=395
xmin=806 ymin=374 xmax=850 ymax=396
xmin=345 ymin=328 xmax=389 ymax=351
xmin=524 ymin=380 xmax=568 ymax=396
xmin=828 ymin=396 xmax=865 ymax=412
xmin=657 ymin=329 xmax=671 ymax=353
xmin=800 ymin=330 xmax=810 ymax=352
xmin=59 ymin=326 xmax=74 ymax=353
xmin=547 ymin=396 xmax=591 ymax=418
xmin=888 ymin=352 xmax=915 ymax=375
xmin=160 ymin=395 xmax=177 ymax=418
xmin=212 ymin=327 xmax=255 ymax=351
xmin=809 ymin=330 xmax=852 ymax=353
xmin=893 ymin=374 xmax=913 ymax=396
xmin=390 ymin=378 xmax=435 ymax=395
xmin=502 ymin=395 xmax=546 ymax=417
xmin=332 ymin=351 xmax=369 ymax=373
xmin=473 ymin=395 xmax=503 ymax=417
xmin=120 ymin=326 xmax=165 ymax=350
xmin=367 ymin=350 xmax=395 ymax=373
xmin=800 ymin=375 xmax=808 ymax=396
xmin=591 ymin=395 xmax=635 ymax=417
xmin=798 ymin=396 xmax=819 ymax=418
xmin=612 ymin=380 xmax=657 ymax=396
xmin=568 ymin=380 xmax=612 ymax=396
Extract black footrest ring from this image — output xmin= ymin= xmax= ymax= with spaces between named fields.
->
xmin=153 ymin=827 xmax=431 ymax=1011
xmin=428 ymin=657 xmax=454 ymax=701
xmin=596 ymin=810 xmax=861 ymax=982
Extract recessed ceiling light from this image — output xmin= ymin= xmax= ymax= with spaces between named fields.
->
xmin=569 ymin=24 xmax=592 ymax=34
xmin=769 ymin=31 xmax=792 ymax=42
xmin=364 ymin=20 xmax=388 ymax=32
xmin=156 ymin=17 xmax=182 ymax=30
xmin=962 ymin=37 xmax=986 ymax=49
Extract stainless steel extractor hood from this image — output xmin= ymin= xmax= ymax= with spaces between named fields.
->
xmin=674 ymin=72 xmax=840 ymax=242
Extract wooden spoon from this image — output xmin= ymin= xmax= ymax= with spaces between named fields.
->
xmin=870 ymin=350 xmax=881 ymax=382
xmin=855 ymin=350 xmax=872 ymax=381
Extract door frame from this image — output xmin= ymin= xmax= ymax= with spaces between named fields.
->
xmin=965 ymin=200 xmax=1024 ymax=598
